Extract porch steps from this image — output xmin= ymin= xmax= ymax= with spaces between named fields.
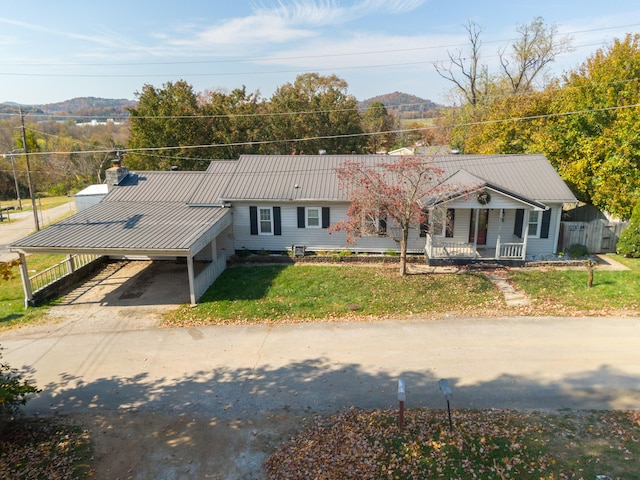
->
xmin=483 ymin=272 xmax=531 ymax=307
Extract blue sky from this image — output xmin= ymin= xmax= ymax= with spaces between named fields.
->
xmin=1 ymin=0 xmax=639 ymax=105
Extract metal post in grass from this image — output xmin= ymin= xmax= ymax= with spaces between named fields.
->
xmin=397 ymin=377 xmax=406 ymax=429
xmin=438 ymin=379 xmax=453 ymax=431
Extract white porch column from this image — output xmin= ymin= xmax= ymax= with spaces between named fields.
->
xmin=522 ymin=210 xmax=531 ymax=260
xmin=495 ymin=208 xmax=504 ymax=259
xmin=472 ymin=209 xmax=479 ymax=260
xmin=18 ymin=253 xmax=33 ymax=308
xmin=66 ymin=254 xmax=76 ymax=274
xmin=186 ymin=255 xmax=196 ymax=305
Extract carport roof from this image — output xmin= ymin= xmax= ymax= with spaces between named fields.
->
xmin=10 ymin=201 xmax=230 ymax=255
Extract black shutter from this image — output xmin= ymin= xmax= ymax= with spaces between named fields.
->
xmin=297 ymin=207 xmax=305 ymax=228
xmin=514 ymin=209 xmax=524 ymax=238
xmin=420 ymin=210 xmax=429 ymax=237
xmin=273 ymin=207 xmax=281 ymax=236
xmin=250 ymin=206 xmax=258 ymax=235
xmin=322 ymin=207 xmax=330 ymax=228
xmin=541 ymin=208 xmax=551 ymax=238
xmin=379 ymin=215 xmax=387 ymax=234
xmin=445 ymin=209 xmax=455 ymax=238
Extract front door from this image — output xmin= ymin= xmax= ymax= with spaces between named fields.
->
xmin=469 ymin=209 xmax=489 ymax=245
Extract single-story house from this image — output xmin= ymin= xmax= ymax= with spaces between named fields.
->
xmin=10 ymin=153 xmax=576 ymax=305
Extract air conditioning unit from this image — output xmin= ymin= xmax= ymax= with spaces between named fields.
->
xmin=293 ymin=245 xmax=306 ymax=257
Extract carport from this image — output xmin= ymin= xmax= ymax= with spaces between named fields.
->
xmin=9 ymin=200 xmax=233 ymax=307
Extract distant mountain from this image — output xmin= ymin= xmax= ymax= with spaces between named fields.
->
xmin=359 ymin=92 xmax=443 ymax=119
xmin=0 ymin=97 xmax=137 ymax=121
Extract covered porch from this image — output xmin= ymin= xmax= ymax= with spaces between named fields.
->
xmin=423 ymin=187 xmax=551 ymax=266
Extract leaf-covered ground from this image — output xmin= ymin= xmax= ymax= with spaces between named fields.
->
xmin=0 ymin=418 xmax=93 ymax=479
xmin=266 ymin=408 xmax=640 ymax=480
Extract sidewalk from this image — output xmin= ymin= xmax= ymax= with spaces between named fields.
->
xmin=0 ymin=201 xmax=75 ymax=261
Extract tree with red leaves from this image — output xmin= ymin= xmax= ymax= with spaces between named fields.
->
xmin=332 ymin=156 xmax=455 ymax=276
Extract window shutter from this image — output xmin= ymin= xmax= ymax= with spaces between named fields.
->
xmin=541 ymin=208 xmax=551 ymax=239
xmin=322 ymin=207 xmax=330 ymax=228
xmin=514 ymin=209 xmax=524 ymax=238
xmin=420 ymin=210 xmax=429 ymax=237
xmin=445 ymin=209 xmax=455 ymax=238
xmin=250 ymin=206 xmax=258 ymax=235
xmin=297 ymin=207 xmax=305 ymax=228
xmin=273 ymin=207 xmax=282 ymax=236
xmin=379 ymin=215 xmax=387 ymax=234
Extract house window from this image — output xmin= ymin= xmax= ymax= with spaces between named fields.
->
xmin=528 ymin=210 xmax=540 ymax=237
xmin=365 ymin=213 xmax=387 ymax=235
xmin=259 ymin=207 xmax=273 ymax=235
xmin=432 ymin=208 xmax=455 ymax=237
xmin=306 ymin=207 xmax=320 ymax=228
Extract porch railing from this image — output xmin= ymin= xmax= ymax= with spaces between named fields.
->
xmin=426 ymin=238 xmax=475 ymax=258
xmin=498 ymin=243 xmax=524 ymax=259
xmin=30 ymin=254 xmax=102 ymax=293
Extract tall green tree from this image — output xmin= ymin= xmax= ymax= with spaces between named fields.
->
xmin=361 ymin=102 xmax=396 ymax=153
xmin=545 ymin=34 xmax=640 ymax=219
xmin=127 ymin=81 xmax=209 ymax=170
xmin=199 ymin=86 xmax=268 ymax=159
xmin=267 ymin=73 xmax=366 ymax=154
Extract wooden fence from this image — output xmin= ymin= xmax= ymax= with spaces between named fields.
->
xmin=559 ymin=220 xmax=628 ymax=254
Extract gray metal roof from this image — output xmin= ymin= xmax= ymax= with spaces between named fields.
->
xmin=11 ymin=201 xmax=229 ymax=254
xmin=222 ymin=154 xmax=576 ymax=203
xmin=104 ymin=170 xmax=207 ymax=203
xmin=188 ymin=161 xmax=238 ymax=205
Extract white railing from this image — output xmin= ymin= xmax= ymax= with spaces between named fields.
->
xmin=427 ymin=239 xmax=475 ymax=258
xmin=193 ymin=256 xmax=227 ymax=301
xmin=30 ymin=254 xmax=102 ymax=293
xmin=498 ymin=243 xmax=524 ymax=259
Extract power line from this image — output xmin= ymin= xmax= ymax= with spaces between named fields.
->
xmin=7 ymin=102 xmax=638 ymax=159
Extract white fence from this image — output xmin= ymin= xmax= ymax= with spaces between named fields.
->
xmin=559 ymin=220 xmax=627 ymax=254
xmin=30 ymin=254 xmax=102 ymax=293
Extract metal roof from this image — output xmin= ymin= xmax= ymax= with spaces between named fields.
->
xmin=221 ymin=154 xmax=576 ymax=203
xmin=188 ymin=161 xmax=238 ymax=205
xmin=104 ymin=170 xmax=207 ymax=203
xmin=11 ymin=201 xmax=229 ymax=254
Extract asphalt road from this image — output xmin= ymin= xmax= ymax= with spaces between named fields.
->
xmin=0 ymin=201 xmax=75 ymax=261
xmin=3 ymin=315 xmax=639 ymax=418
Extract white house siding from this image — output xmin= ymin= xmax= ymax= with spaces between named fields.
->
xmin=216 ymin=223 xmax=235 ymax=259
xmin=232 ymin=202 xmax=426 ymax=254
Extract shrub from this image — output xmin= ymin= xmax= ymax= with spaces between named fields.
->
xmin=1 ymin=348 xmax=40 ymax=421
xmin=566 ymin=244 xmax=589 ymax=259
xmin=617 ymin=202 xmax=640 ymax=258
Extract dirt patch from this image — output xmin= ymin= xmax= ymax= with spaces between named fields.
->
xmin=64 ymin=409 xmax=310 ymax=479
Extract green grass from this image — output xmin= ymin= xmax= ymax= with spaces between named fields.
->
xmin=167 ymin=264 xmax=502 ymax=324
xmin=0 ymin=254 xmax=65 ymax=330
xmin=511 ymin=255 xmax=640 ymax=312
xmin=266 ymin=408 xmax=640 ymax=479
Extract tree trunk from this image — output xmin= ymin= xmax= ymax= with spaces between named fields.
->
xmin=399 ymin=227 xmax=409 ymax=276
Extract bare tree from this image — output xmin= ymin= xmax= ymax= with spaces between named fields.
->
xmin=435 ymin=20 xmax=489 ymax=107
xmin=499 ymin=17 xmax=572 ymax=95
xmin=436 ymin=18 xmax=571 ymax=104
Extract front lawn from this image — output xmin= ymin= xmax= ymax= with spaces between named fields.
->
xmin=165 ymin=264 xmax=503 ymax=325
xmin=0 ymin=254 xmax=65 ymax=330
xmin=510 ymin=255 xmax=640 ymax=314
xmin=266 ymin=408 xmax=640 ymax=480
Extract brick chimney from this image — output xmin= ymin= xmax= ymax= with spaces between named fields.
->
xmin=105 ymin=158 xmax=129 ymax=190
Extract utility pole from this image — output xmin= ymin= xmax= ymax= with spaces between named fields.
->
xmin=19 ymin=107 xmax=39 ymax=231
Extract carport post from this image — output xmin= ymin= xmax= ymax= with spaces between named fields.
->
xmin=17 ymin=253 xmax=33 ymax=308
xmin=186 ymin=255 xmax=197 ymax=305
